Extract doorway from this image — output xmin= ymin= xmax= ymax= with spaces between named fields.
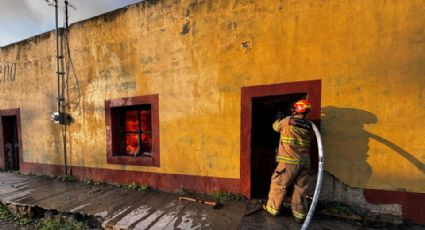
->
xmin=250 ymin=93 xmax=306 ymax=198
xmin=0 ymin=109 xmax=22 ymax=171
xmin=240 ymin=80 xmax=321 ymax=198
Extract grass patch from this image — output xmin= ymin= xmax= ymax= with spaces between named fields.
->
xmin=56 ymin=175 xmax=77 ymax=182
xmin=127 ymin=182 xmax=150 ymax=192
xmin=212 ymin=191 xmax=244 ymax=201
xmin=35 ymin=218 xmax=87 ymax=230
xmin=0 ymin=203 xmax=32 ymax=226
xmin=1 ymin=203 xmax=88 ymax=230
xmin=81 ymin=178 xmax=103 ymax=186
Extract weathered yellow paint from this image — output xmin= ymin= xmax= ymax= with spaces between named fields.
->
xmin=0 ymin=0 xmax=424 ymax=192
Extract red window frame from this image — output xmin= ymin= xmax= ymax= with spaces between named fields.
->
xmin=105 ymin=95 xmax=160 ymax=166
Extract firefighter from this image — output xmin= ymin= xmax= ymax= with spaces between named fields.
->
xmin=263 ymin=99 xmax=315 ymax=224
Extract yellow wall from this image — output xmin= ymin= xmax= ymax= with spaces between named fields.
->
xmin=0 ymin=0 xmax=424 ymax=193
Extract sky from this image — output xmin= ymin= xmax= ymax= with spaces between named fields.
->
xmin=0 ymin=0 xmax=142 ymax=47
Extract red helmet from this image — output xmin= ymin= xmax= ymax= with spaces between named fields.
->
xmin=293 ymin=100 xmax=311 ymax=113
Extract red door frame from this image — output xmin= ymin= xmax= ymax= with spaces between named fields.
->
xmin=240 ymin=80 xmax=321 ymax=198
xmin=0 ymin=108 xmax=23 ymax=171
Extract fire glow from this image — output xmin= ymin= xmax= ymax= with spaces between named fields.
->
xmin=124 ymin=110 xmax=152 ymax=156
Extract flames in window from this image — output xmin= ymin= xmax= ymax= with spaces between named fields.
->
xmin=124 ymin=110 xmax=152 ymax=156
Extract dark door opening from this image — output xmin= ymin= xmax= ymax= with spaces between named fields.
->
xmin=1 ymin=116 xmax=20 ymax=170
xmin=250 ymin=93 xmax=306 ymax=199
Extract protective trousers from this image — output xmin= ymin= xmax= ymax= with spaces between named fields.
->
xmin=265 ymin=162 xmax=310 ymax=219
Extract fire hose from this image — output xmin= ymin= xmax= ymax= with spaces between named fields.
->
xmin=301 ymin=121 xmax=324 ymax=230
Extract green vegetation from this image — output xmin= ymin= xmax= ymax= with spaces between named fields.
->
xmin=35 ymin=218 xmax=87 ymax=230
xmin=1 ymin=203 xmax=88 ymax=230
xmin=324 ymin=201 xmax=355 ymax=215
xmin=176 ymin=189 xmax=191 ymax=196
xmin=38 ymin=174 xmax=53 ymax=179
xmin=81 ymin=178 xmax=103 ymax=186
xmin=33 ymin=173 xmax=76 ymax=182
xmin=127 ymin=182 xmax=150 ymax=192
xmin=317 ymin=201 xmax=363 ymax=220
xmin=212 ymin=191 xmax=244 ymax=201
xmin=0 ymin=203 xmax=32 ymax=226
xmin=56 ymin=175 xmax=77 ymax=182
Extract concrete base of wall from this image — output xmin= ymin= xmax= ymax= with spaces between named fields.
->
xmin=316 ymin=171 xmax=403 ymax=225
xmin=18 ymin=160 xmax=424 ymax=225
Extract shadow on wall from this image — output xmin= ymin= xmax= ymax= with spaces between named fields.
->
xmin=321 ymin=106 xmax=425 ymax=188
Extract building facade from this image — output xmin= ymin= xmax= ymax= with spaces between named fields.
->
xmin=0 ymin=0 xmax=424 ymax=223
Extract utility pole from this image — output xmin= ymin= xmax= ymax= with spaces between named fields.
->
xmin=51 ymin=0 xmax=68 ymax=175
xmin=61 ymin=0 xmax=76 ymax=176
xmin=65 ymin=0 xmax=69 ymax=28
xmin=54 ymin=0 xmax=62 ymax=113
xmin=46 ymin=0 xmax=72 ymax=175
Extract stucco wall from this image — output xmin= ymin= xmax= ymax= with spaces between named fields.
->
xmin=0 ymin=0 xmax=424 ymax=193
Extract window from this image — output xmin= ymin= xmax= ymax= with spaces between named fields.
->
xmin=105 ymin=95 xmax=159 ymax=166
xmin=117 ymin=105 xmax=152 ymax=157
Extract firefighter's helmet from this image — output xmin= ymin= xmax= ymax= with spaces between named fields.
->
xmin=293 ymin=100 xmax=311 ymax=113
